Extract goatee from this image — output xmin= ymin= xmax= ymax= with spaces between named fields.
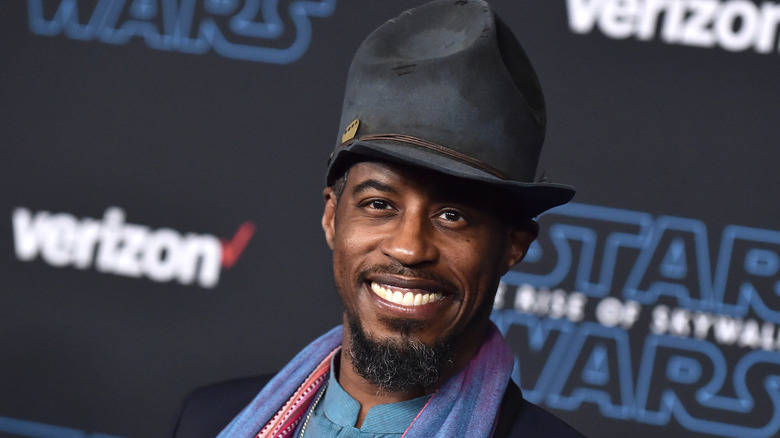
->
xmin=346 ymin=315 xmax=454 ymax=392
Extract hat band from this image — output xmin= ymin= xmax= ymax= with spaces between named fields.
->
xmin=345 ymin=133 xmax=512 ymax=180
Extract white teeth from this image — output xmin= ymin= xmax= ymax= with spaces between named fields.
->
xmin=370 ymin=281 xmax=444 ymax=306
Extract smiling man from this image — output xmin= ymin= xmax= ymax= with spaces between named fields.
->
xmin=323 ymin=161 xmax=533 ymax=411
xmin=172 ymin=1 xmax=584 ymax=437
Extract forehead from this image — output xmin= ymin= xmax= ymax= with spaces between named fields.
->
xmin=344 ymin=160 xmax=497 ymax=207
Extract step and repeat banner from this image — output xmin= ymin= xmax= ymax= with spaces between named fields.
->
xmin=2 ymin=1 xmax=779 ymax=437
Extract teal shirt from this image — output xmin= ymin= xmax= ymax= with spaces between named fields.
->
xmin=299 ymin=360 xmax=432 ymax=437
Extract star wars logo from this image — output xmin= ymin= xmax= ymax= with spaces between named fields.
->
xmin=567 ymin=0 xmax=780 ymax=54
xmin=12 ymin=207 xmax=254 ymax=288
xmin=26 ymin=0 xmax=336 ymax=64
xmin=493 ymin=202 xmax=780 ymax=437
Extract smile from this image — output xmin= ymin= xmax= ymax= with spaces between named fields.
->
xmin=370 ymin=281 xmax=444 ymax=306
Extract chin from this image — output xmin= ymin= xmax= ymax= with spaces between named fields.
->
xmin=345 ymin=310 xmax=455 ymax=391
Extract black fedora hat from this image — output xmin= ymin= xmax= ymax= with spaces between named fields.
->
xmin=326 ymin=0 xmax=574 ymax=218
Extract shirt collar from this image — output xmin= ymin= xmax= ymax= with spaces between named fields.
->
xmin=321 ymin=353 xmax=432 ymax=433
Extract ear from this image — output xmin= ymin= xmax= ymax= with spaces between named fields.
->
xmin=503 ymin=222 xmax=537 ymax=272
xmin=322 ymin=187 xmax=337 ymax=250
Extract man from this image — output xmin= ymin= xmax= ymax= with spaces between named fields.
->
xmin=172 ymin=1 xmax=585 ymax=436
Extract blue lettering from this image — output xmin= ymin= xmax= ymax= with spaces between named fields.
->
xmin=505 ymin=203 xmax=652 ymax=298
xmin=98 ymin=0 xmax=194 ymax=51
xmin=26 ymin=0 xmax=337 ymax=64
xmin=546 ymin=323 xmax=634 ymax=419
xmin=493 ymin=311 xmax=575 ymax=404
xmin=636 ymin=335 xmax=780 ymax=436
xmin=27 ymin=0 xmax=113 ymax=40
xmin=624 ymin=216 xmax=714 ymax=309
xmin=713 ymin=226 xmax=780 ymax=323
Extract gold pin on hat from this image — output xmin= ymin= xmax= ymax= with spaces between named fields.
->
xmin=341 ymin=119 xmax=360 ymax=144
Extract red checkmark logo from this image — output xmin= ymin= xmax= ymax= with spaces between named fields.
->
xmin=221 ymin=221 xmax=256 ymax=269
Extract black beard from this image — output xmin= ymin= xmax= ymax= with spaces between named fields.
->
xmin=345 ymin=314 xmax=454 ymax=392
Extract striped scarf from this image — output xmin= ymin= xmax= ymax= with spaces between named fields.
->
xmin=217 ymin=322 xmax=514 ymax=438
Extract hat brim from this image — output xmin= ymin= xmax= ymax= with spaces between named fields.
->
xmin=327 ymin=138 xmax=575 ymax=218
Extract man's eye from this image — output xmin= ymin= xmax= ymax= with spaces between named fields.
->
xmin=439 ymin=210 xmax=464 ymax=222
xmin=368 ymin=200 xmax=390 ymax=209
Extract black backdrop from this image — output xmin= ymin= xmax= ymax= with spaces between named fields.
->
xmin=3 ymin=1 xmax=780 ymax=437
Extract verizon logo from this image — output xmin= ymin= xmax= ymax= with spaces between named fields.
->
xmin=12 ymin=207 xmax=254 ymax=288
xmin=567 ymin=0 xmax=780 ymax=54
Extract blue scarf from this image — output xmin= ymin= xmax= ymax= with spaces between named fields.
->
xmin=217 ymin=322 xmax=514 ymax=438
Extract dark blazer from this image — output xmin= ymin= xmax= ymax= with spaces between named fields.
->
xmin=171 ymin=375 xmax=585 ymax=438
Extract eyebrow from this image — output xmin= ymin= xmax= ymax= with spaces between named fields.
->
xmin=351 ymin=179 xmax=396 ymax=196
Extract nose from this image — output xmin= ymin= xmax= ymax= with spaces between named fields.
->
xmin=380 ymin=210 xmax=439 ymax=266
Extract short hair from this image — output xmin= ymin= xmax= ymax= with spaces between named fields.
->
xmin=331 ymin=168 xmax=349 ymax=202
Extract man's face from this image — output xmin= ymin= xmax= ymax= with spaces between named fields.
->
xmin=321 ymin=161 xmax=534 ymax=367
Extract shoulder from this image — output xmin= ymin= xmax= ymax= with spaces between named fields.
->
xmin=170 ymin=374 xmax=274 ymax=438
xmin=495 ymin=381 xmax=587 ymax=438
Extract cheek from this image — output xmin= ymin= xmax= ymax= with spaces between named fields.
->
xmin=331 ymin=226 xmax=377 ymax=284
xmin=331 ymin=242 xmax=351 ymax=286
xmin=338 ymin=221 xmax=384 ymax=254
xmin=456 ymin=240 xmax=507 ymax=295
xmin=454 ymin=235 xmax=501 ymax=268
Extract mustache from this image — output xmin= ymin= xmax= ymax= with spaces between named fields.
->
xmin=357 ymin=263 xmax=460 ymax=298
